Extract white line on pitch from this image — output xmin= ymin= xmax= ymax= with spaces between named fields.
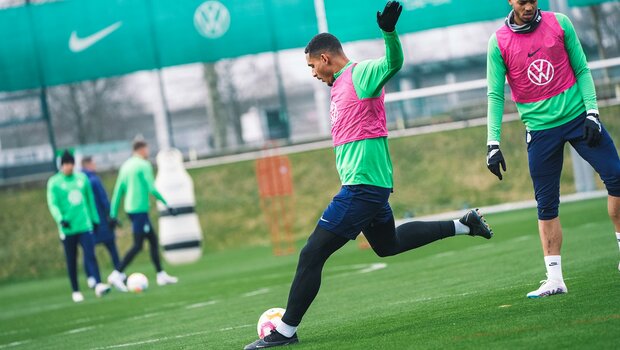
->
xmin=64 ymin=326 xmax=96 ymax=334
xmin=219 ymin=324 xmax=253 ymax=332
xmin=186 ymin=300 xmax=219 ymax=309
xmin=0 ymin=340 xmax=31 ymax=349
xmin=242 ymin=288 xmax=270 ymax=297
xmin=129 ymin=312 xmax=161 ymax=320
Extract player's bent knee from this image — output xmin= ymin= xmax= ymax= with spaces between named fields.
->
xmin=537 ymin=206 xmax=559 ymax=220
xmin=602 ymin=177 xmax=620 ymax=198
xmin=372 ymin=245 xmax=397 ymax=258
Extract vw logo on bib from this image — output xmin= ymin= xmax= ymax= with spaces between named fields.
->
xmin=194 ymin=1 xmax=231 ymax=39
xmin=528 ymin=59 xmax=555 ymax=86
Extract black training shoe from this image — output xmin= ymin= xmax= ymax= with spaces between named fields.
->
xmin=243 ymin=330 xmax=299 ymax=350
xmin=460 ymin=209 xmax=493 ymax=239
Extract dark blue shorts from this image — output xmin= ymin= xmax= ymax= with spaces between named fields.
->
xmin=318 ymin=185 xmax=393 ymax=240
xmin=93 ymin=221 xmax=114 ymax=244
xmin=128 ymin=213 xmax=154 ymax=235
xmin=527 ymin=112 xmax=620 ymax=220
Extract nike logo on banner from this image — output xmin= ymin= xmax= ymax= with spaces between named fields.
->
xmin=69 ymin=21 xmax=123 ymax=53
xmin=528 ymin=48 xmax=541 ymax=58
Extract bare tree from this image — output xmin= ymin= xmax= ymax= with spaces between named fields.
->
xmin=47 ymin=77 xmax=143 ymax=146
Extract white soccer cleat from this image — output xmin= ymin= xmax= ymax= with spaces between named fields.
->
xmin=156 ymin=271 xmax=178 ymax=286
xmin=72 ymin=291 xmax=84 ymax=303
xmin=95 ymin=283 xmax=111 ymax=297
xmin=87 ymin=276 xmax=97 ymax=289
xmin=526 ymin=278 xmax=567 ymax=299
xmin=107 ymin=270 xmax=128 ymax=292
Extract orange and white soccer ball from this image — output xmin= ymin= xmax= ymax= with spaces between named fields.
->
xmin=126 ymin=272 xmax=149 ymax=293
xmin=257 ymin=308 xmax=285 ymax=339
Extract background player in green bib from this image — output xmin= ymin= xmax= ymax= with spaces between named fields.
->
xmin=107 ymin=140 xmax=178 ymax=290
xmin=47 ymin=150 xmax=111 ymax=302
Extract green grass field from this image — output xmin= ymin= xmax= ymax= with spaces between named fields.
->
xmin=3 ymin=104 xmax=620 ymax=281
xmin=1 ymin=197 xmax=619 ymax=349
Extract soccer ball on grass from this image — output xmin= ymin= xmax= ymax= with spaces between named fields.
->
xmin=257 ymin=308 xmax=285 ymax=339
xmin=126 ymin=272 xmax=149 ymax=293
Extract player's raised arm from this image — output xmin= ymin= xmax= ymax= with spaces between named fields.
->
xmin=353 ymin=1 xmax=404 ymax=99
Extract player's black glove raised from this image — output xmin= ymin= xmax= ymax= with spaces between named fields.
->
xmin=487 ymin=144 xmax=506 ymax=180
xmin=583 ymin=111 xmax=602 ymax=147
xmin=60 ymin=220 xmax=71 ymax=229
xmin=377 ymin=1 xmax=403 ymax=32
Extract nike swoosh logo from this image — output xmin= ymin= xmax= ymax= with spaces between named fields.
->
xmin=69 ymin=21 xmax=122 ymax=53
xmin=527 ymin=47 xmax=541 ymax=58
xmin=319 ymin=217 xmax=330 ymax=223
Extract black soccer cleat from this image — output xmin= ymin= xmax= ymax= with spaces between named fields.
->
xmin=460 ymin=209 xmax=493 ymax=239
xmin=243 ymin=330 xmax=299 ymax=350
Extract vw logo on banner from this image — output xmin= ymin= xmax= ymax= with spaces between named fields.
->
xmin=194 ymin=1 xmax=230 ymax=39
xmin=528 ymin=59 xmax=555 ymax=86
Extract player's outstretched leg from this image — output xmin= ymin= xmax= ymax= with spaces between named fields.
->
xmin=459 ymin=209 xmax=493 ymax=239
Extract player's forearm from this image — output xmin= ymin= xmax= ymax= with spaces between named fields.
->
xmin=153 ymin=190 xmax=167 ymax=206
xmin=574 ymin=64 xmax=598 ymax=112
xmin=486 ymin=35 xmax=506 ymax=143
xmin=487 ymin=93 xmax=505 ymax=143
xmin=109 ymin=189 xmax=121 ymax=218
xmin=383 ymin=30 xmax=404 ymax=74
xmin=47 ymin=187 xmax=63 ymax=222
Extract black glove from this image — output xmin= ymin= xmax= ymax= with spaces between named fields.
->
xmin=108 ymin=217 xmax=120 ymax=230
xmin=583 ymin=112 xmax=602 ymax=147
xmin=377 ymin=1 xmax=403 ymax=32
xmin=60 ymin=220 xmax=71 ymax=229
xmin=167 ymin=206 xmax=178 ymax=216
xmin=487 ymin=144 xmax=507 ymax=180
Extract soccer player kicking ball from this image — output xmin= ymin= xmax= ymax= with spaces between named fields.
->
xmin=485 ymin=0 xmax=620 ymax=298
xmin=244 ymin=2 xmax=493 ymax=349
xmin=47 ymin=150 xmax=111 ymax=302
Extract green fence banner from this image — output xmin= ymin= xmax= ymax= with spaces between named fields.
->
xmin=0 ymin=6 xmax=40 ymax=91
xmin=325 ymin=0 xmax=549 ymax=42
xmin=0 ymin=0 xmax=318 ymax=92
xmin=0 ymin=0 xmax=556 ymax=92
xmin=152 ymin=0 xmax=318 ymax=67
xmin=569 ymin=0 xmax=618 ymax=6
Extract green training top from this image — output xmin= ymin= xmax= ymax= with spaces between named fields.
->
xmin=47 ymin=171 xmax=100 ymax=236
xmin=110 ymin=155 xmax=167 ymax=217
xmin=486 ymin=13 xmax=598 ymax=143
xmin=333 ymin=30 xmax=403 ymax=188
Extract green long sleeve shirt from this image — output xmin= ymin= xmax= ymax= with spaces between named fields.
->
xmin=333 ymin=30 xmax=404 ymax=188
xmin=486 ymin=12 xmax=598 ymax=143
xmin=110 ymin=155 xmax=167 ymax=218
xmin=47 ymin=171 xmax=100 ymax=236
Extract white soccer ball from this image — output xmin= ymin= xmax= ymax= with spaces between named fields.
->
xmin=126 ymin=272 xmax=149 ymax=293
xmin=257 ymin=308 xmax=285 ymax=339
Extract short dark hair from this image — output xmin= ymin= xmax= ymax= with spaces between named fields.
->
xmin=60 ymin=150 xmax=75 ymax=165
xmin=133 ymin=140 xmax=148 ymax=151
xmin=304 ymin=33 xmax=343 ymax=57
xmin=81 ymin=156 xmax=93 ymax=167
